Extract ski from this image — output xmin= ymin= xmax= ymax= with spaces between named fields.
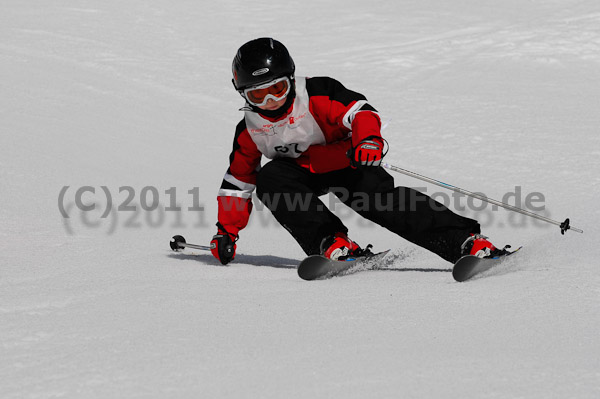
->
xmin=297 ymin=250 xmax=391 ymax=280
xmin=452 ymin=247 xmax=522 ymax=282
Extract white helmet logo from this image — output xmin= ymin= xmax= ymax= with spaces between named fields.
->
xmin=252 ymin=68 xmax=270 ymax=76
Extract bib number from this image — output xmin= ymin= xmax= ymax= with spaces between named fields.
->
xmin=274 ymin=143 xmax=303 ymax=155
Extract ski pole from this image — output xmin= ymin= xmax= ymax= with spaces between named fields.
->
xmin=380 ymin=162 xmax=583 ymax=234
xmin=170 ymin=235 xmax=212 ymax=251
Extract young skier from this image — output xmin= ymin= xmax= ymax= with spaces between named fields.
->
xmin=210 ymin=37 xmax=505 ymax=265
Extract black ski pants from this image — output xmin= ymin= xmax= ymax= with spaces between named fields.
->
xmin=256 ymin=158 xmax=480 ymax=263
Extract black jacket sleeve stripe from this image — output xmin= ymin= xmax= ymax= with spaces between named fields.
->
xmin=305 ymin=76 xmax=373 ymax=108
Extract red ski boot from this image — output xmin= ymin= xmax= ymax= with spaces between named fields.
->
xmin=461 ymin=234 xmax=499 ymax=258
xmin=320 ymin=232 xmax=364 ymax=261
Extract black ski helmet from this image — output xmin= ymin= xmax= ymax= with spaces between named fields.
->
xmin=232 ymin=38 xmax=295 ymax=91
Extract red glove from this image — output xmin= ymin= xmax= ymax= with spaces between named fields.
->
xmin=210 ymin=223 xmax=237 ymax=265
xmin=211 ymin=196 xmax=252 ymax=265
xmin=349 ymin=136 xmax=385 ymax=168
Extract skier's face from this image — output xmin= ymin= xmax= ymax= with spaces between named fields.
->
xmin=258 ymin=96 xmax=288 ymax=111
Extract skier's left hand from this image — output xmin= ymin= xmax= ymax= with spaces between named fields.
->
xmin=349 ymin=136 xmax=385 ymax=168
xmin=210 ymin=223 xmax=237 ymax=265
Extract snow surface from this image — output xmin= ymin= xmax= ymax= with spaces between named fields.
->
xmin=1 ymin=0 xmax=600 ymax=398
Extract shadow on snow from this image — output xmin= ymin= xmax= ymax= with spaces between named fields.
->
xmin=166 ymin=252 xmax=299 ymax=269
xmin=167 ymin=252 xmax=451 ymax=273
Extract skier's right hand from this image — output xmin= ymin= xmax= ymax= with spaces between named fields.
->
xmin=348 ymin=136 xmax=386 ymax=168
xmin=210 ymin=223 xmax=237 ymax=265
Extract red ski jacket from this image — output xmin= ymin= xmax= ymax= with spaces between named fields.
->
xmin=216 ymin=76 xmax=382 ymax=237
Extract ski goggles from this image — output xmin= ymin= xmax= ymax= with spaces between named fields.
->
xmin=242 ymin=76 xmax=291 ymax=107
